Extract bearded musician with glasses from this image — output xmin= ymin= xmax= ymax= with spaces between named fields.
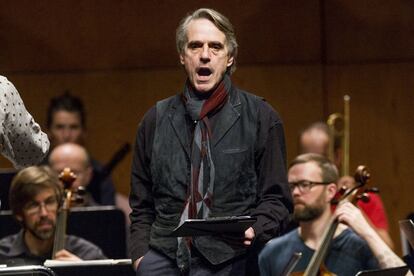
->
xmin=0 ymin=166 xmax=106 ymax=265
xmin=259 ymin=153 xmax=409 ymax=276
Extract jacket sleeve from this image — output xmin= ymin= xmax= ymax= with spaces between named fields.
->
xmin=251 ymin=100 xmax=293 ymax=245
xmin=129 ymin=106 xmax=156 ymax=262
xmin=0 ymin=76 xmax=49 ymax=168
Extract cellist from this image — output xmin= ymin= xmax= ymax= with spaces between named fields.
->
xmin=0 ymin=166 xmax=106 ymax=265
xmin=259 ymin=153 xmax=409 ymax=276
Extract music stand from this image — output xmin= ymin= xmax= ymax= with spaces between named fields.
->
xmin=0 ymin=169 xmax=17 ymax=210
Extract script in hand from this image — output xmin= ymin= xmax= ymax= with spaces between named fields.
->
xmin=171 ymin=215 xmax=256 ymax=237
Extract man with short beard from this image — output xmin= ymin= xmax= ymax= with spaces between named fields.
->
xmin=0 ymin=166 xmax=106 ymax=265
xmin=259 ymin=153 xmax=408 ymax=276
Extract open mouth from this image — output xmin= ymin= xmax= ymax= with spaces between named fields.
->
xmin=197 ymin=67 xmax=212 ymax=77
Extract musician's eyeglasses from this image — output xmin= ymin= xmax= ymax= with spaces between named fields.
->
xmin=288 ymin=180 xmax=331 ymax=194
xmin=24 ymin=197 xmax=59 ymax=215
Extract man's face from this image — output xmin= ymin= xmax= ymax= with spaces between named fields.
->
xmin=180 ymin=18 xmax=234 ymax=93
xmin=288 ymin=162 xmax=331 ymax=222
xmin=18 ymin=188 xmax=58 ymax=241
xmin=49 ymin=150 xmax=92 ymax=190
xmin=49 ymin=111 xmax=84 ymax=146
xmin=300 ymin=129 xmax=329 ymax=156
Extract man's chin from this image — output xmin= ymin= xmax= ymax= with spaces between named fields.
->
xmin=193 ymin=83 xmax=214 ymax=93
xmin=35 ymin=231 xmax=54 ymax=240
xmin=31 ymin=228 xmax=54 ymax=241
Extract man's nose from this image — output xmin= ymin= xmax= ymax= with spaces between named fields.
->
xmin=39 ymin=204 xmax=49 ymax=216
xmin=62 ymin=128 xmax=72 ymax=141
xmin=200 ymin=45 xmax=210 ymax=62
xmin=291 ymin=186 xmax=301 ymax=197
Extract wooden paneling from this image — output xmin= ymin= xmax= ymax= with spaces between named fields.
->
xmin=0 ymin=0 xmax=320 ymax=72
xmin=325 ymin=0 xmax=414 ymax=63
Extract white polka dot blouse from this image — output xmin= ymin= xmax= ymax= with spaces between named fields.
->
xmin=0 ymin=75 xmax=50 ymax=168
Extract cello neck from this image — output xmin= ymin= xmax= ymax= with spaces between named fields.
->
xmin=52 ymin=168 xmax=76 ymax=258
xmin=304 ymin=217 xmax=339 ymax=276
xmin=52 ymin=209 xmax=67 ymax=256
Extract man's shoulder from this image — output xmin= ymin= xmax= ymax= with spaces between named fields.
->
xmin=0 ymin=233 xmax=21 ymax=255
xmin=261 ymin=229 xmax=299 ymax=256
xmin=140 ymin=94 xmax=181 ymax=122
xmin=333 ymin=228 xmax=369 ymax=250
xmin=233 ymin=87 xmax=281 ymax=118
xmin=233 ymin=87 xmax=264 ymax=103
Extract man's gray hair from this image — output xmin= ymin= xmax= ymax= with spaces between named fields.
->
xmin=176 ymin=8 xmax=238 ymax=74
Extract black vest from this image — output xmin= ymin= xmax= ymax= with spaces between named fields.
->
xmin=149 ymin=86 xmax=262 ymax=265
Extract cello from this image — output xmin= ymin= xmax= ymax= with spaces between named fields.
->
xmin=52 ymin=167 xmax=85 ymax=257
xmin=290 ymin=165 xmax=371 ymax=276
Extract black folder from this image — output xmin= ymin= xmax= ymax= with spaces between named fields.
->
xmin=171 ymin=216 xmax=256 ymax=237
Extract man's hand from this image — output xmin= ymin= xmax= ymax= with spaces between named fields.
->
xmin=334 ymin=201 xmax=374 ymax=239
xmin=54 ymin=249 xmax=82 ymax=261
xmin=244 ymin=227 xmax=255 ymax=246
xmin=133 ymin=256 xmax=144 ymax=271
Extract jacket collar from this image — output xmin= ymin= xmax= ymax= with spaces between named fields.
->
xmin=167 ymin=81 xmax=241 ymax=158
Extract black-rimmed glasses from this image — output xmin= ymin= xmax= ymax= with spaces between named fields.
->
xmin=288 ymin=180 xmax=331 ymax=194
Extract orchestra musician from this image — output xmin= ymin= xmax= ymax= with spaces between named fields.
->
xmin=0 ymin=76 xmax=49 ymax=168
xmin=129 ymin=8 xmax=293 ymax=275
xmin=48 ymin=143 xmax=97 ymax=206
xmin=259 ymin=153 xmax=408 ymax=276
xmin=0 ymin=166 xmax=106 ymax=265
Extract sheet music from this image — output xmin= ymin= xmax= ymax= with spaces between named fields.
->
xmin=44 ymin=259 xmax=132 ymax=267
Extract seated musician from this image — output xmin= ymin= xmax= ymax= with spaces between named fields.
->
xmin=0 ymin=166 xmax=106 ymax=265
xmin=48 ymin=143 xmax=97 ymax=206
xmin=259 ymin=153 xmax=408 ymax=276
xmin=299 ymin=121 xmax=393 ymax=248
xmin=49 ymin=142 xmax=132 ymax=223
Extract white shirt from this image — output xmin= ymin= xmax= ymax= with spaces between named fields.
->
xmin=0 ymin=75 xmax=49 ymax=168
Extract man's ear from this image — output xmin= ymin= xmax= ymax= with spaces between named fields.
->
xmin=227 ymin=55 xmax=234 ymax=67
xmin=180 ymin=53 xmax=185 ymax=65
xmin=326 ymin=183 xmax=338 ymax=202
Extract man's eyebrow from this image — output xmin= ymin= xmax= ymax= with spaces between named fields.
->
xmin=187 ymin=40 xmax=224 ymax=45
xmin=209 ymin=42 xmax=224 ymax=48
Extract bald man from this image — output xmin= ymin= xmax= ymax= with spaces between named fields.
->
xmin=300 ymin=122 xmax=330 ymax=157
xmin=48 ymin=143 xmax=95 ymax=206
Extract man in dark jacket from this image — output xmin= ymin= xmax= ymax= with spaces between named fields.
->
xmin=129 ymin=8 xmax=293 ymax=275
